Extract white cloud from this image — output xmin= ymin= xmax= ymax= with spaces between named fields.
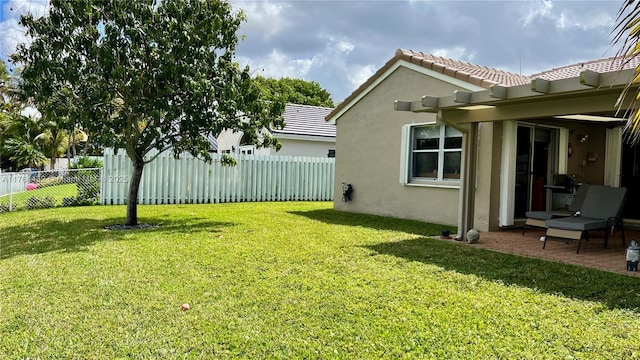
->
xmin=432 ymin=46 xmax=475 ymax=63
xmin=556 ymin=12 xmax=567 ymax=29
xmin=233 ymin=0 xmax=291 ymax=39
xmin=337 ymin=40 xmax=354 ymax=54
xmin=239 ymin=49 xmax=314 ymax=79
xmin=4 ymin=0 xmax=49 ymax=20
xmin=519 ymin=0 xmax=612 ymax=32
xmin=0 ymin=0 xmax=48 ymax=60
xmin=522 ymin=0 xmax=553 ymax=26
xmin=346 ymin=64 xmax=374 ymax=89
xmin=574 ymin=12 xmax=615 ymax=31
xmin=0 ymin=18 xmax=25 ymax=60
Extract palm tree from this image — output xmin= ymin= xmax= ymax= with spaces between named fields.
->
xmin=613 ymin=0 xmax=640 ymax=144
xmin=36 ymin=126 xmax=87 ymax=169
xmin=3 ymin=137 xmax=46 ymax=169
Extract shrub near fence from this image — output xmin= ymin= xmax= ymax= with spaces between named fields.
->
xmin=101 ymin=148 xmax=335 ymax=205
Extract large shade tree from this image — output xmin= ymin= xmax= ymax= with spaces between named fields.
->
xmin=12 ymin=0 xmax=285 ymax=225
xmin=255 ymin=76 xmax=334 ymax=107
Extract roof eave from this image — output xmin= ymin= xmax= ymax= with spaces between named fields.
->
xmin=395 ymin=68 xmax=635 ymax=114
xmin=327 ymin=50 xmax=487 ymax=124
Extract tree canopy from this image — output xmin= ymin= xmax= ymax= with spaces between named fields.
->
xmin=255 ymin=76 xmax=334 ymax=108
xmin=12 ymin=0 xmax=285 ymax=225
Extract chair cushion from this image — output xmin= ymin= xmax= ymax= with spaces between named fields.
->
xmin=525 ymin=185 xmax=589 ymax=222
xmin=580 ymin=186 xmax=627 ymax=219
xmin=545 ymin=216 xmax=608 ymax=231
xmin=525 ymin=211 xmax=555 ymax=220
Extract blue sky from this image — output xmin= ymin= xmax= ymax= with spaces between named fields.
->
xmin=0 ymin=0 xmax=628 ymax=102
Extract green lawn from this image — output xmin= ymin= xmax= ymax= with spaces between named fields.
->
xmin=0 ymin=183 xmax=78 ymax=208
xmin=1 ymin=202 xmax=640 ymax=358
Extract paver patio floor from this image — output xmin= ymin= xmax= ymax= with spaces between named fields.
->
xmin=451 ymin=227 xmax=640 ymax=276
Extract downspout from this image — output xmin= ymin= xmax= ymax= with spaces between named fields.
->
xmin=437 ymin=110 xmax=477 ymax=241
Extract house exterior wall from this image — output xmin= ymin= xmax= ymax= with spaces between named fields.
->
xmin=216 ymin=130 xmax=243 ymax=153
xmin=334 ymin=66 xmax=469 ymax=226
xmin=217 ymin=130 xmax=335 ymax=158
xmin=268 ymin=138 xmax=334 ymax=157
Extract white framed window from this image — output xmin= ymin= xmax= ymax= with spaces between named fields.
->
xmin=239 ymin=145 xmax=255 ymax=155
xmin=400 ymin=124 xmax=462 ymax=184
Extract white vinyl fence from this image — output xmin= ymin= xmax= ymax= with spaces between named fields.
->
xmin=101 ymin=148 xmax=335 ymax=205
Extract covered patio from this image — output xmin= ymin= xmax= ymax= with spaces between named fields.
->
xmin=392 ymin=55 xmax=640 ymax=259
xmin=456 ymin=228 xmax=640 ymax=276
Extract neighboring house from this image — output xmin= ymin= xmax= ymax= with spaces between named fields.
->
xmin=217 ymin=103 xmax=335 ymax=157
xmin=327 ymin=48 xmax=640 ymax=240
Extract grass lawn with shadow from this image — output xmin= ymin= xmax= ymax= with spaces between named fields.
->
xmin=1 ymin=202 xmax=640 ymax=358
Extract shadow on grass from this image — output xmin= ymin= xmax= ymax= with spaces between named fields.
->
xmin=0 ymin=217 xmax=234 ymax=260
xmin=289 ymin=209 xmax=455 ymax=236
xmin=292 ymin=209 xmax=640 ymax=311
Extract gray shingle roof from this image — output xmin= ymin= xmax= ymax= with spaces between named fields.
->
xmin=275 ymin=103 xmax=335 ymax=138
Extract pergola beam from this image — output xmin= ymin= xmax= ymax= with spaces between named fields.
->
xmin=580 ymin=69 xmax=601 ymax=87
xmin=531 ymin=78 xmax=550 ymax=94
xmin=454 ymin=90 xmax=472 ymax=103
xmin=439 ymin=91 xmax=625 ymax=124
xmin=490 ymin=85 xmax=508 ymax=99
xmin=422 ymin=95 xmax=439 ymax=108
xmin=393 ymin=100 xmax=412 ymax=111
xmin=394 ymin=68 xmax=635 ymax=114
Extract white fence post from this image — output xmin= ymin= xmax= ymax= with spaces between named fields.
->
xmin=8 ymin=173 xmax=13 ymax=211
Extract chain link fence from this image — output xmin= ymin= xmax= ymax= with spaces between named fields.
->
xmin=0 ymin=168 xmax=102 ymax=213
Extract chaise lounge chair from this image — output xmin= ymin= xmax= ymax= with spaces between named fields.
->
xmin=522 ymin=184 xmax=589 ymax=235
xmin=543 ymin=185 xmax=627 ymax=254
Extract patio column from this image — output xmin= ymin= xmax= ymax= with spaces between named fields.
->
xmin=457 ymin=122 xmax=478 ymax=241
xmin=499 ymin=120 xmax=517 ymax=227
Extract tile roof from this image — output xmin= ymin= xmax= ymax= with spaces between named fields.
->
xmin=532 ymin=56 xmax=640 ymax=81
xmin=327 ymin=48 xmax=531 ymax=122
xmin=275 ymin=103 xmax=335 ymax=138
xmin=326 ymin=48 xmax=640 ymax=123
xmin=396 ymin=49 xmax=532 ymax=88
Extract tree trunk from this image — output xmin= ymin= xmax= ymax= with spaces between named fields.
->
xmin=50 ymin=129 xmax=58 ymax=170
xmin=126 ymin=160 xmax=145 ymax=226
xmin=67 ymin=133 xmax=72 ymax=167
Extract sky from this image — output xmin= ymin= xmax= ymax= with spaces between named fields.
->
xmin=0 ymin=0 xmax=628 ymax=103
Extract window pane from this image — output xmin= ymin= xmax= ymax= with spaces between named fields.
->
xmin=445 ymin=127 xmax=462 ymax=137
xmin=413 ymin=152 xmax=438 ymax=178
xmin=414 ymin=127 xmax=439 ymax=139
xmin=413 ymin=126 xmax=440 ymax=150
xmin=444 ymin=136 xmax=462 ymax=149
xmin=415 ymin=138 xmax=439 ymax=150
xmin=443 ymin=151 xmax=461 ymax=179
xmin=444 ymin=127 xmax=462 ymax=149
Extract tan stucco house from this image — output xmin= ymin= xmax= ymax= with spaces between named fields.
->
xmin=327 ymin=49 xmax=640 ymax=240
xmin=218 ymin=103 xmax=335 ymax=157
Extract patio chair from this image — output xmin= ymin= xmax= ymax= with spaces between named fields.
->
xmin=543 ymin=185 xmax=627 ymax=254
xmin=522 ymin=184 xmax=589 ymax=235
